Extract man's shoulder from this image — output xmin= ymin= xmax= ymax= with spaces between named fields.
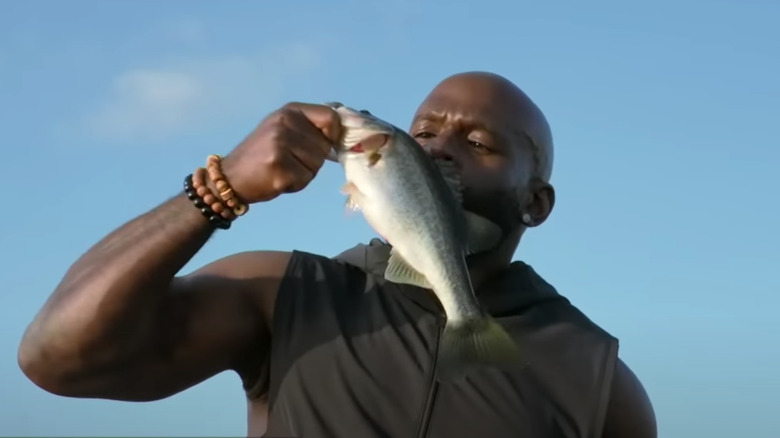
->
xmin=507 ymin=263 xmax=655 ymax=436
xmin=263 ymin=243 xmax=379 ymax=298
xmin=602 ymin=358 xmax=657 ymax=437
xmin=201 ymin=245 xmax=370 ymax=283
xmin=280 ymin=239 xmax=390 ymax=277
xmin=193 ymin=249 xmax=296 ymax=280
xmin=281 ymin=246 xmax=369 ymax=273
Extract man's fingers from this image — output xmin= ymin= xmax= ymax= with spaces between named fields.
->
xmin=283 ymin=102 xmax=343 ymax=148
xmin=278 ymin=153 xmax=315 ymax=194
xmin=286 ymin=130 xmax=330 ymax=175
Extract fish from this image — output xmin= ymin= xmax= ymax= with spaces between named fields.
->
xmin=325 ymin=102 xmax=523 ymax=376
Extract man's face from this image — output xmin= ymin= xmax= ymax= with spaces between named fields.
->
xmin=408 ymin=74 xmax=539 ymax=236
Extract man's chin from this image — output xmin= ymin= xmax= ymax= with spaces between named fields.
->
xmin=462 ymin=206 xmax=519 ymax=242
xmin=462 ymin=187 xmax=522 ymax=233
xmin=459 ymin=210 xmax=513 ymax=259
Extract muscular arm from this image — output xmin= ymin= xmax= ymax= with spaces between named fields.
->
xmin=602 ymin=358 xmax=657 ymax=438
xmin=17 ymin=194 xmax=290 ymax=402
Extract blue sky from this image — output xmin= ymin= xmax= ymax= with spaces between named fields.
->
xmin=1 ymin=0 xmax=778 ymax=436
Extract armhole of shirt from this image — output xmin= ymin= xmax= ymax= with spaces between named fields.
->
xmin=243 ymin=249 xmax=308 ymax=401
xmin=590 ymin=337 xmax=619 ymax=438
xmin=272 ymin=249 xmax=307 ymax=330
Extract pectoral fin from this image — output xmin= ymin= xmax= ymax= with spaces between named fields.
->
xmin=341 ymin=182 xmax=362 ymax=213
xmin=384 ymin=248 xmax=432 ymax=289
xmin=345 ymin=196 xmax=361 ymax=212
xmin=367 ymin=151 xmax=382 ymax=167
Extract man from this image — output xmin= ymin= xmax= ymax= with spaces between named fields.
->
xmin=18 ymin=71 xmax=656 ymax=437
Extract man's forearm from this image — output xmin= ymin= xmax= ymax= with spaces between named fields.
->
xmin=60 ymin=193 xmax=215 ymax=296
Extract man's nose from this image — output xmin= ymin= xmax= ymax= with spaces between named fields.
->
xmin=423 ymin=137 xmax=455 ymax=162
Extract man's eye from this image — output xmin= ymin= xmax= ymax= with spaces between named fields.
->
xmin=414 ymin=132 xmax=435 ymax=139
xmin=470 ymin=140 xmax=490 ymax=152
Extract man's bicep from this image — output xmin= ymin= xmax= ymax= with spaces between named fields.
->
xmin=176 ymin=250 xmax=293 ymax=335
xmin=601 ymin=358 xmax=657 ymax=438
xmin=166 ymin=250 xmax=293 ymax=373
xmin=107 ymin=250 xmax=292 ymax=401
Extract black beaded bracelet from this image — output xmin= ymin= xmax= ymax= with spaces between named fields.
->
xmin=183 ymin=174 xmax=231 ymax=230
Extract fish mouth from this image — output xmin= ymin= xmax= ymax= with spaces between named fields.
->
xmin=329 ymin=103 xmax=394 ymax=154
xmin=347 ymin=133 xmax=390 ymax=154
xmin=327 ymin=103 xmax=388 ymax=129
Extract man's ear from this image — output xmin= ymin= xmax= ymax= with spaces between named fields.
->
xmin=520 ymin=179 xmax=555 ymax=227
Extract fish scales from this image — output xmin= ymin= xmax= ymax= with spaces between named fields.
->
xmin=328 ymin=103 xmax=524 ymax=377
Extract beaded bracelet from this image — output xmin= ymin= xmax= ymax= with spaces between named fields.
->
xmin=191 ymin=167 xmax=237 ymax=220
xmin=205 ymin=154 xmax=248 ymax=216
xmin=183 ymin=174 xmax=232 ymax=230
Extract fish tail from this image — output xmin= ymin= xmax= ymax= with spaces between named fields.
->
xmin=436 ymin=316 xmax=525 ymax=380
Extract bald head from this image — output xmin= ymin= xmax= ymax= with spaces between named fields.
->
xmin=410 ymin=71 xmax=557 ymax=241
xmin=418 ymin=71 xmax=554 ymax=182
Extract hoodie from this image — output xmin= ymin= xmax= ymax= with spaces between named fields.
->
xmin=259 ymin=239 xmax=618 ymax=438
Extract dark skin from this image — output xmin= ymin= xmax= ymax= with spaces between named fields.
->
xmin=17 ymin=72 xmax=656 ymax=438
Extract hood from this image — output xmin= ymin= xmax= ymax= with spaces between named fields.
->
xmin=333 ymin=238 xmax=392 ymax=277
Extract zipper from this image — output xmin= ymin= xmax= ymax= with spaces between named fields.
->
xmin=415 ymin=313 xmax=445 ymax=438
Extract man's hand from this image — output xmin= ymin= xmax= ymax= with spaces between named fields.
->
xmin=221 ymin=102 xmax=343 ymax=204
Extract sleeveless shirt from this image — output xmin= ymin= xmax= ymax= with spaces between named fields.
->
xmin=255 ymin=239 xmax=619 ymax=438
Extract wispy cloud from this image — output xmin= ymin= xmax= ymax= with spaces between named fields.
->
xmin=84 ymin=69 xmax=208 ymax=140
xmin=81 ymin=42 xmax=322 ymax=142
xmin=166 ymin=17 xmax=206 ymax=44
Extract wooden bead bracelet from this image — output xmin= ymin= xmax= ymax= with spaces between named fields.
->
xmin=206 ymin=154 xmax=248 ymax=217
xmin=183 ymin=154 xmax=249 ymax=230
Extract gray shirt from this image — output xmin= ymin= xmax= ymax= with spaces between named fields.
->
xmin=256 ymin=239 xmax=618 ymax=438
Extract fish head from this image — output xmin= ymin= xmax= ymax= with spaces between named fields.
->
xmin=326 ymin=102 xmax=396 ymax=164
